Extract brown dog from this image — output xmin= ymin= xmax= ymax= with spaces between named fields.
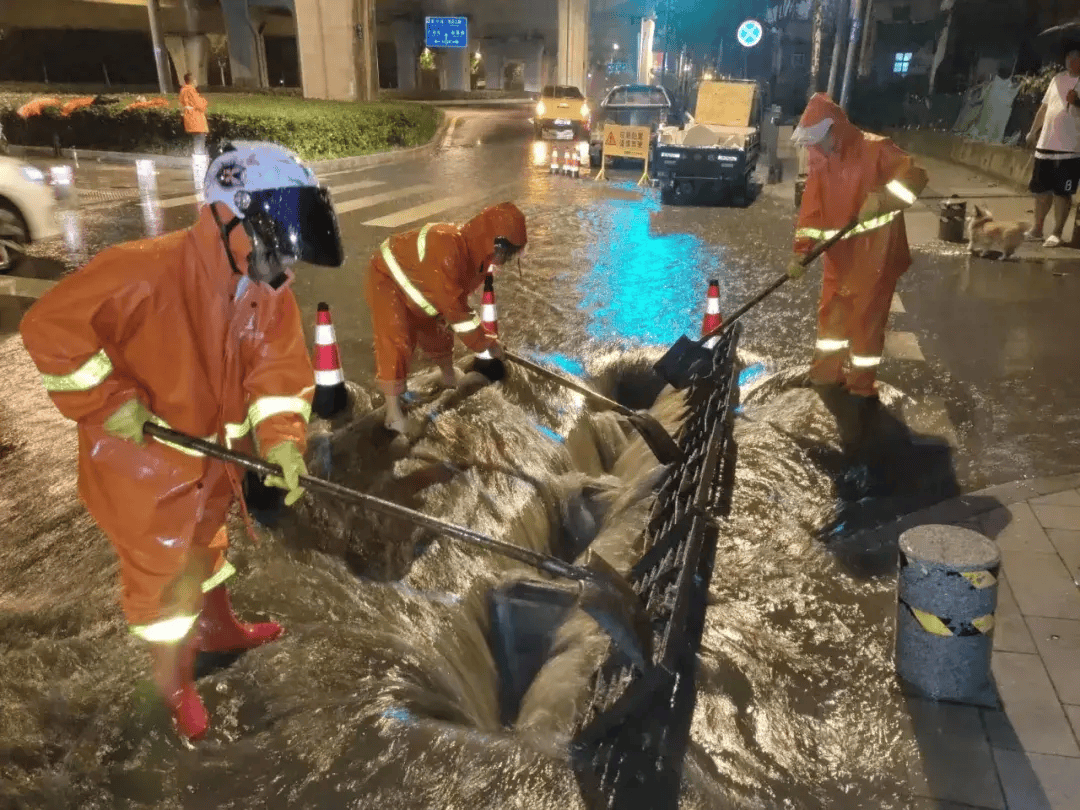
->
xmin=966 ymin=204 xmax=1028 ymax=259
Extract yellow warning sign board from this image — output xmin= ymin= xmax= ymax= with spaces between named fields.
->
xmin=600 ymin=124 xmax=651 ymax=160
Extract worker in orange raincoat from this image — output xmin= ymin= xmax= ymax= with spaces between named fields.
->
xmin=179 ymin=72 xmax=209 ymax=155
xmin=364 ymin=202 xmax=527 ymax=434
xmin=20 ymin=142 xmax=343 ymax=742
xmin=787 ymin=93 xmax=928 ymax=405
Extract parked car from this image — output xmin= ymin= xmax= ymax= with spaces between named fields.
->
xmin=589 ymin=84 xmax=675 ymax=168
xmin=0 ymin=157 xmax=61 ymax=273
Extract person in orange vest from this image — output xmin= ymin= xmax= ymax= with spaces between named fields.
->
xmin=19 ymin=142 xmax=344 ymax=742
xmin=787 ymin=93 xmax=928 ymax=407
xmin=364 ymin=202 xmax=527 ymax=435
xmin=179 ymin=73 xmax=210 ymax=155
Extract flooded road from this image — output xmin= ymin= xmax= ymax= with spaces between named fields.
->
xmin=1 ymin=107 xmax=1077 ymax=808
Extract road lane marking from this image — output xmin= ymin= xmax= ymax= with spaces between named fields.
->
xmin=441 ymin=116 xmax=462 ymax=149
xmin=0 ymin=276 xmax=58 ymax=299
xmin=361 ymin=182 xmax=520 ymax=228
xmin=157 ymin=178 xmax=386 ymax=210
xmin=891 ymin=293 xmax=905 ymax=313
xmin=901 ymin=395 xmax=960 ymax=448
xmin=335 ymin=184 xmax=438 ymax=214
xmin=884 ymin=330 xmax=925 ymax=362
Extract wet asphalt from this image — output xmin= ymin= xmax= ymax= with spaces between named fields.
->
xmin=2 ymin=106 xmax=1080 ymax=809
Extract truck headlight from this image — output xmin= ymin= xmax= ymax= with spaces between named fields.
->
xmin=20 ymin=165 xmax=46 ymax=185
xmin=580 ymin=103 xmax=590 ymax=118
xmin=536 ymin=101 xmax=546 ymax=117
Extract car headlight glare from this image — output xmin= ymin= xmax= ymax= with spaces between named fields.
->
xmin=20 ymin=165 xmax=46 ymax=185
xmin=581 ymin=103 xmax=590 ymax=118
xmin=536 ymin=101 xmax=546 ymax=117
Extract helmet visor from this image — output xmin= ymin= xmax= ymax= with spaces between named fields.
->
xmin=244 ymin=186 xmax=344 ymax=267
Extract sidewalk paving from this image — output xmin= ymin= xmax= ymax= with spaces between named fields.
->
xmin=863 ymin=473 xmax=1080 ymax=809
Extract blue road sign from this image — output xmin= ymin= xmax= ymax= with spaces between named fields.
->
xmin=737 ymin=19 xmax=763 ymax=48
xmin=425 ymin=16 xmax=468 ymax=49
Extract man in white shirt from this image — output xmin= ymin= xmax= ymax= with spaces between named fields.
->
xmin=1026 ymin=48 xmax=1080 ymax=248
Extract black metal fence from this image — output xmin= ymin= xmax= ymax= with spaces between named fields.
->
xmin=571 ymin=326 xmax=741 ymax=810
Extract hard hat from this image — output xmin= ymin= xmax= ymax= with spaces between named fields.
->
xmin=204 ymin=141 xmax=344 ymax=267
xmin=791 ymin=117 xmax=833 ymax=146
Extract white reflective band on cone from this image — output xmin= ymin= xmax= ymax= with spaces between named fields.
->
xmin=886 ymin=180 xmax=917 ymax=205
xmin=850 ymin=354 xmax=882 ymax=367
xmin=481 ymin=304 xmax=497 ymax=321
xmin=314 ymin=324 xmax=336 ymax=345
xmin=816 ymin=338 xmax=850 ymax=351
xmin=315 ymin=368 xmax=345 ymax=386
xmin=131 ymin=614 xmax=198 ymax=643
xmin=706 ymin=298 xmax=720 ymax=314
xmin=703 ymin=336 xmax=719 ymax=349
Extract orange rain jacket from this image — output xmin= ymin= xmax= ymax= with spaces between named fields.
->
xmin=179 ymin=83 xmax=209 ymax=134
xmin=20 ymin=204 xmax=314 ymax=628
xmin=364 ymin=202 xmax=527 ymax=394
xmin=793 ymin=93 xmax=927 ymax=395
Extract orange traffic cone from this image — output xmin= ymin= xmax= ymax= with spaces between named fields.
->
xmin=476 ymin=272 xmax=499 ymax=359
xmin=701 ymin=279 xmax=722 ymax=349
xmin=571 ymin=151 xmax=580 ymax=178
xmin=312 ymin=301 xmax=348 ymax=419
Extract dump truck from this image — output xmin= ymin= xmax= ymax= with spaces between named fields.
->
xmin=653 ymin=79 xmax=762 ymax=206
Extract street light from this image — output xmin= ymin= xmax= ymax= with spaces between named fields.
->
xmin=613 ymin=43 xmax=619 ymax=50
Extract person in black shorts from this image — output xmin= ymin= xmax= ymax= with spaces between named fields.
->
xmin=1026 ymin=48 xmax=1080 ymax=248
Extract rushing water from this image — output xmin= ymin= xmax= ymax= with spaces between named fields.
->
xmin=1 ymin=309 xmax=962 ymax=809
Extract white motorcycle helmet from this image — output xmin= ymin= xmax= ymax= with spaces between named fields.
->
xmin=203 ymin=141 xmax=344 ymax=278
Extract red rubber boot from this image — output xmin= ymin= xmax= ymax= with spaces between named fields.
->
xmin=197 ymin=585 xmax=283 ymax=653
xmin=149 ymin=634 xmax=209 ymax=741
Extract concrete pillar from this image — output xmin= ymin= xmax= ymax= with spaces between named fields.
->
xmin=442 ymin=47 xmax=471 ymax=92
xmin=294 ymin=0 xmax=359 ymax=100
xmin=219 ymin=0 xmax=269 ymax=88
xmin=484 ymin=48 xmax=503 ymax=90
xmin=525 ymin=42 xmax=545 ymax=93
xmin=636 ymin=16 xmax=654 ymax=85
xmin=556 ymin=0 xmax=588 ymax=89
xmin=165 ymin=35 xmax=211 ymax=86
xmin=392 ymin=18 xmax=418 ymax=91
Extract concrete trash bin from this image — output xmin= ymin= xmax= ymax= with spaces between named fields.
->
xmin=938 ymin=198 xmax=967 ymax=243
xmin=895 ymin=524 xmax=1000 ymax=707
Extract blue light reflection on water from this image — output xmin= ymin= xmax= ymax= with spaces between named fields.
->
xmin=576 ymin=190 xmax=721 ymax=346
xmin=739 ymin=362 xmax=769 ymax=386
xmin=533 ymin=424 xmax=566 ymax=444
xmin=526 ymin=351 xmax=586 ymax=379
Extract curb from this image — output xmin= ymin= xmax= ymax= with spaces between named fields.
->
xmin=846 ymin=472 xmax=1080 ymax=547
xmin=5 ymin=109 xmax=453 ymax=172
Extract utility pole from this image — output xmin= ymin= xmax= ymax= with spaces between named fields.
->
xmin=808 ymin=0 xmax=824 ymax=100
xmin=858 ymin=0 xmax=875 ymax=77
xmin=145 ymin=0 xmax=172 ymax=95
xmin=839 ymin=0 xmax=865 ymax=112
xmin=827 ymin=0 xmax=847 ymax=99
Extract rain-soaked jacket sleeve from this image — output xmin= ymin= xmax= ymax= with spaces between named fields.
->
xmin=420 ymin=231 xmax=494 ymax=354
xmin=240 ymin=289 xmax=315 ymax=456
xmin=19 ymin=256 xmax=150 ymax=425
xmin=875 ymin=140 xmax=928 ymax=209
xmin=794 ymin=170 xmax=826 ymax=256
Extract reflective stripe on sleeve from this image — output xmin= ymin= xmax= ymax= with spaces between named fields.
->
xmin=130 ymin=614 xmax=198 ymax=643
xmin=201 ymin=560 xmax=236 ymax=593
xmin=39 ymin=348 xmax=114 ymax=393
xmin=850 ymin=354 xmax=882 ymax=368
xmin=795 ymin=210 xmax=900 ymax=243
xmin=223 ymin=419 xmax=250 ymax=449
xmin=248 ymin=395 xmax=312 ymax=428
xmin=886 ymin=179 xmax=917 ymax=205
xmin=450 ymin=316 xmax=482 ymax=334
xmin=815 ymin=338 xmax=850 ymax=352
xmin=381 ymin=239 xmax=438 ymax=317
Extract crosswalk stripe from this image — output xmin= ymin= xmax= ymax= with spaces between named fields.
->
xmin=884 ymin=330 xmax=925 ymax=362
xmin=362 ymin=181 xmax=521 ymax=228
xmin=891 ymin=293 xmax=905 ymax=313
xmin=335 ymin=184 xmax=438 ymax=214
xmin=156 ymin=178 xmax=385 ymax=210
xmin=158 ymin=194 xmax=200 ymax=209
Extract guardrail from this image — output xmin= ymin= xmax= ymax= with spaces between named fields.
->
xmin=571 ymin=325 xmax=741 ymax=810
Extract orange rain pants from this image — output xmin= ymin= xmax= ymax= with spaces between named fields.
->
xmin=794 ymin=93 xmax=926 ymax=397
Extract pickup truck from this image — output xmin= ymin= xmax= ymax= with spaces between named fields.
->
xmin=652 ymin=79 xmax=762 ymax=207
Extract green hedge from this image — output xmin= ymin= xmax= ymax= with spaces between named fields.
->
xmin=0 ymin=93 xmax=442 ymax=161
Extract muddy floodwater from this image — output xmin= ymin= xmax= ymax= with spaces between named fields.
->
xmin=1 ymin=313 xmax=960 ymax=809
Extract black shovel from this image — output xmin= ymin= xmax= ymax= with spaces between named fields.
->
xmin=654 ymin=218 xmax=861 ymax=390
xmin=501 ymin=349 xmax=683 ymax=465
xmin=142 ymin=422 xmax=654 ymax=669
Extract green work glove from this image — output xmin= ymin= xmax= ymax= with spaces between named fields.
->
xmin=103 ymin=398 xmax=154 ymax=444
xmin=786 ymin=253 xmax=807 ymax=280
xmin=263 ymin=442 xmax=307 ymax=506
